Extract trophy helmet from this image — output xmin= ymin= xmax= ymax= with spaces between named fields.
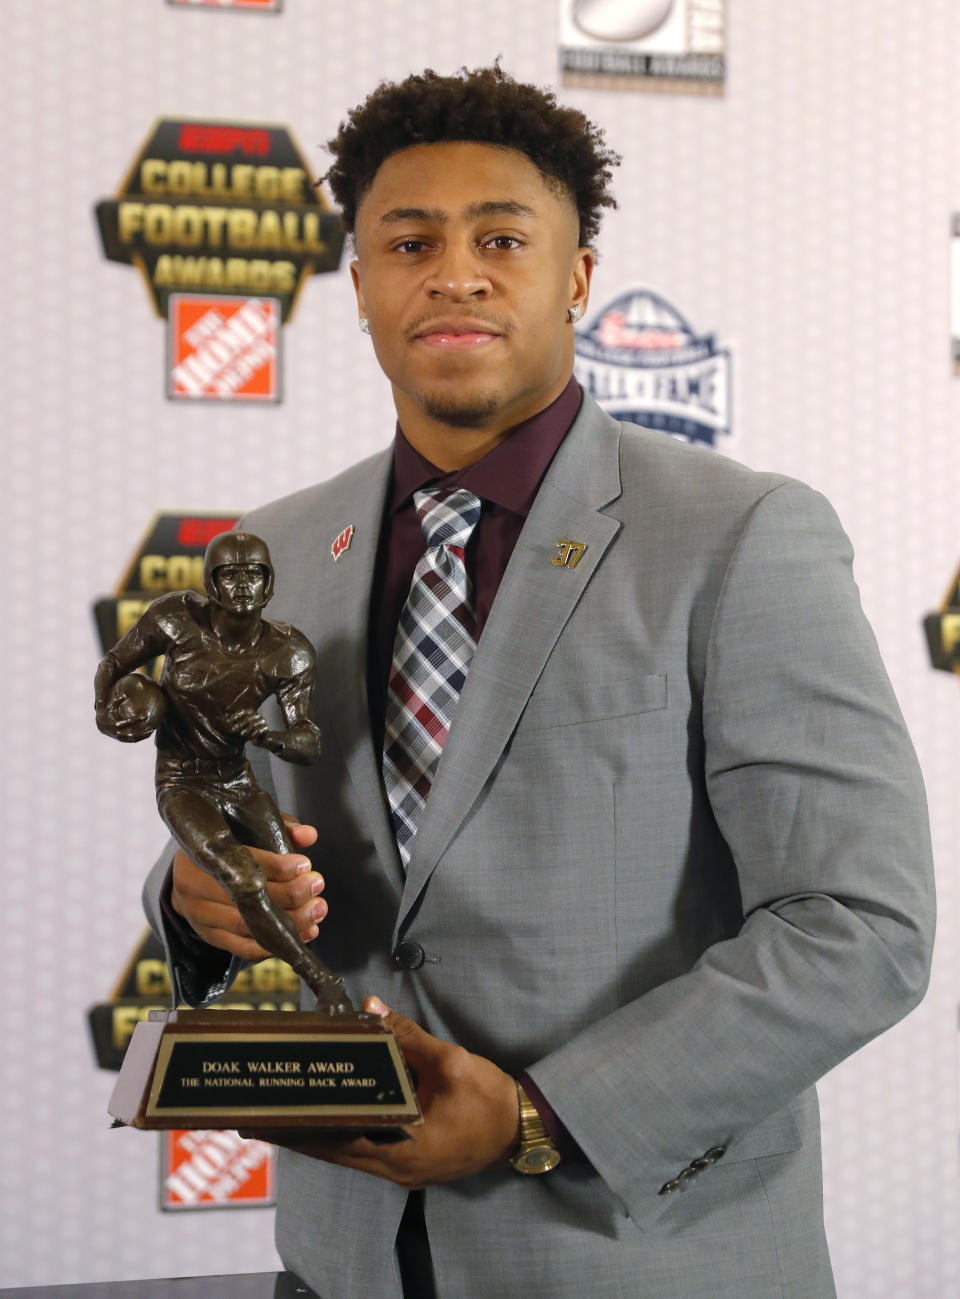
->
xmin=203 ymin=531 xmax=275 ymax=609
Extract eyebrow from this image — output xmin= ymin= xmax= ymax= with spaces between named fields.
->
xmin=376 ymin=200 xmax=537 ymax=226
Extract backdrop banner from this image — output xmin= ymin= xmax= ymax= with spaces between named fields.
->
xmin=1 ymin=2 xmax=957 ymax=1294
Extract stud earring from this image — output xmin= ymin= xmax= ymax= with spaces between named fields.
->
xmin=359 ymin=317 xmax=370 ymax=334
xmin=568 ymin=304 xmax=583 ymax=324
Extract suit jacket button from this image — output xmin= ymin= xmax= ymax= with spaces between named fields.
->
xmin=393 ymin=940 xmax=425 ymax=970
xmin=704 ymin=1145 xmax=727 ymax=1163
xmin=690 ymin=1158 xmax=710 ymax=1173
xmin=658 ymin=1178 xmax=681 ymax=1196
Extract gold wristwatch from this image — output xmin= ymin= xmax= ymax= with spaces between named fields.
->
xmin=510 ymin=1082 xmax=561 ymax=1174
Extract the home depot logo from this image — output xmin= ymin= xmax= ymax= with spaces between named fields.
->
xmin=169 ymin=294 xmax=280 ymax=401
xmin=161 ymin=1128 xmax=275 ymax=1210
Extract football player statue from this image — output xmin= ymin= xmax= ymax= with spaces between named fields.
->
xmin=94 ymin=531 xmax=351 ymax=1014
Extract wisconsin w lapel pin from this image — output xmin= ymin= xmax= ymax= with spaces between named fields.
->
xmin=331 ymin=525 xmax=355 ymax=562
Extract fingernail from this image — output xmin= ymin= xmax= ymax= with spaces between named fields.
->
xmin=295 ymin=860 xmax=309 ymax=875
xmin=366 ymin=996 xmax=386 ymax=1015
xmin=310 ymin=877 xmax=324 ymax=895
xmin=313 ymin=902 xmax=327 ymax=921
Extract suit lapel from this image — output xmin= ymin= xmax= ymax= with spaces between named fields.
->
xmin=284 ymin=449 xmax=404 ymax=893
xmin=396 ymin=399 xmax=624 ymax=935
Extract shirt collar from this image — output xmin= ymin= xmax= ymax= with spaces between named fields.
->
xmin=390 ymin=376 xmax=582 ymax=518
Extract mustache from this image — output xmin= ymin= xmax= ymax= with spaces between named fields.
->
xmin=404 ymin=311 xmax=512 ymax=340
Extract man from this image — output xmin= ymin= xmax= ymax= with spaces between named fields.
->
xmin=144 ymin=66 xmax=935 ymax=1298
xmin=98 ymin=531 xmax=346 ymax=1006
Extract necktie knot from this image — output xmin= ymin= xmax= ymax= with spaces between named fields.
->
xmin=414 ymin=486 xmax=482 ymax=552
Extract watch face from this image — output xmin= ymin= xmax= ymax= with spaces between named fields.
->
xmin=515 ymin=1145 xmax=561 ymax=1174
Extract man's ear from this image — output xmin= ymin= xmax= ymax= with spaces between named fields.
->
xmin=571 ymin=247 xmax=595 ymax=318
xmin=350 ymin=259 xmax=366 ymax=316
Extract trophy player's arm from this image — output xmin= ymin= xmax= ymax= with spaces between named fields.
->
xmin=272 ymin=658 xmax=322 ymax=764
xmin=238 ymin=629 xmax=322 ymax=764
xmin=93 ymin=603 xmax=169 ymax=731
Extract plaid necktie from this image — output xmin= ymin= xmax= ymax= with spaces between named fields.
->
xmin=383 ymin=486 xmax=483 ymax=867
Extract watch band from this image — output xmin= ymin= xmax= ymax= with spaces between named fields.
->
xmin=510 ymin=1081 xmax=561 ymax=1174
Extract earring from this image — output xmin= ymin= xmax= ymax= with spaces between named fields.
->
xmin=359 ymin=317 xmax=370 ymax=334
xmin=568 ymin=304 xmax=583 ymax=324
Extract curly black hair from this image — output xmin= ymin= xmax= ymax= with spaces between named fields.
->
xmin=323 ymin=64 xmax=620 ymax=247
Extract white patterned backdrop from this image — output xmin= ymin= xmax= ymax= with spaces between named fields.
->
xmin=1 ymin=1 xmax=957 ymax=1291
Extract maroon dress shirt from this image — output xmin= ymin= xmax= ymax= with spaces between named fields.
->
xmin=368 ymin=375 xmax=582 ymax=748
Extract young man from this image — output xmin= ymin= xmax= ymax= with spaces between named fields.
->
xmin=145 ymin=66 xmax=935 ymax=1298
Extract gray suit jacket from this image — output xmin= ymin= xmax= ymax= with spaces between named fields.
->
xmin=145 ymin=392 xmax=934 ymax=1298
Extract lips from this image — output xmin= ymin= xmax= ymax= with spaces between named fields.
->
xmin=411 ymin=318 xmax=503 ymax=349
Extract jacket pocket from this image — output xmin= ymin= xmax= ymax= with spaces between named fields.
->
xmin=721 ymin=1099 xmax=803 ymax=1164
xmin=520 ymin=671 xmax=668 ymax=733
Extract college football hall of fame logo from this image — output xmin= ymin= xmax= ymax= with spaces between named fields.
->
xmin=559 ymin=0 xmax=725 ymax=94
xmin=95 ymin=119 xmax=344 ymax=400
xmin=573 ymin=287 xmax=731 ymax=446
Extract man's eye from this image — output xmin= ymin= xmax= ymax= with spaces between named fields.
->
xmin=484 ymin=235 xmax=521 ymax=250
xmin=396 ymin=239 xmax=427 ymax=254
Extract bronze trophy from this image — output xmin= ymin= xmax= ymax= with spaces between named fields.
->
xmin=95 ymin=532 xmax=419 ymax=1134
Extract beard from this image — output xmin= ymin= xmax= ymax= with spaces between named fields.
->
xmin=419 ymin=387 xmax=501 ymax=428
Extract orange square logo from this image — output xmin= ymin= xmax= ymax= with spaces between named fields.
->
xmin=168 ymin=294 xmax=281 ymax=402
xmin=160 ymin=1129 xmax=276 ymax=1210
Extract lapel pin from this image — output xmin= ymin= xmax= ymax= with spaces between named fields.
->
xmin=552 ymin=538 xmax=587 ymax=569
xmin=331 ymin=525 xmax=355 ymax=562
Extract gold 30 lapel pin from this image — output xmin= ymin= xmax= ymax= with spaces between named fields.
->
xmin=552 ymin=538 xmax=587 ymax=569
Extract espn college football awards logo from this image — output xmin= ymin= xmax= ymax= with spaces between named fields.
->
xmin=923 ymin=562 xmax=960 ymax=679
xmin=96 ymin=119 xmax=343 ymax=400
xmin=573 ymin=287 xmax=731 ymax=445
xmin=92 ymin=513 xmax=240 ymax=674
xmin=560 ymin=0 xmax=725 ymax=93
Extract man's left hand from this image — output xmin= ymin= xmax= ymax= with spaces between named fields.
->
xmin=242 ymin=997 xmax=520 ymax=1189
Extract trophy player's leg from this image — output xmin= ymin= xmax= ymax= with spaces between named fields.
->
xmin=157 ymin=783 xmax=344 ymax=1005
xmin=231 ymin=782 xmax=354 ymax=1014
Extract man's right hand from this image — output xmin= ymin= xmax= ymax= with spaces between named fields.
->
xmin=170 ymin=821 xmax=326 ymax=961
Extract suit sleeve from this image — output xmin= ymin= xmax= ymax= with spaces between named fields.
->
xmin=526 ymin=480 xmax=935 ymax=1225
xmin=142 ymin=843 xmax=243 ymax=1007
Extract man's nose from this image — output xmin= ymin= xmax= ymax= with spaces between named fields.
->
xmin=425 ymin=242 xmax=491 ymax=299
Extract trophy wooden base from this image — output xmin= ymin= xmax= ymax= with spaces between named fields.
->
xmin=108 ymin=1009 xmax=421 ymax=1132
